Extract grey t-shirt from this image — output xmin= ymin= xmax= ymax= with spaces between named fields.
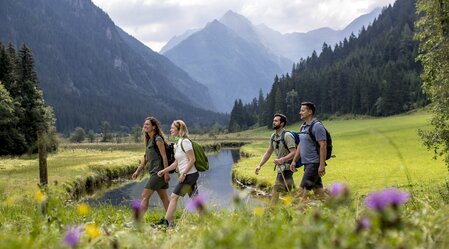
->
xmin=299 ymin=119 xmax=326 ymax=164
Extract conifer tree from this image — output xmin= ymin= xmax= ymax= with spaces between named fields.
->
xmin=0 ymin=42 xmax=55 ymax=183
xmin=0 ymin=82 xmax=27 ymax=155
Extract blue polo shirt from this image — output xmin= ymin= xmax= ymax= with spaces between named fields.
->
xmin=299 ymin=119 xmax=327 ymax=164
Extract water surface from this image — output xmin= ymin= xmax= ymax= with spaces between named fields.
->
xmin=88 ymin=149 xmax=260 ymax=209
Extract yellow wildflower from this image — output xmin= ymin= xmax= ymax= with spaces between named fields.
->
xmin=34 ymin=190 xmax=46 ymax=202
xmin=254 ymin=206 xmax=265 ymax=217
xmin=77 ymin=203 xmax=90 ymax=215
xmin=85 ymin=224 xmax=101 ymax=239
xmin=283 ymin=196 xmax=293 ymax=206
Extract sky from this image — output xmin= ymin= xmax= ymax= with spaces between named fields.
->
xmin=91 ymin=0 xmax=397 ymax=52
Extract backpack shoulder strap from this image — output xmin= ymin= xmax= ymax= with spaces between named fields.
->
xmin=180 ymin=138 xmax=185 ymax=153
xmin=309 ymin=120 xmax=323 ymax=155
xmin=308 ymin=120 xmax=320 ymax=141
xmin=280 ymin=130 xmax=289 ymax=150
xmin=180 ymin=138 xmax=193 ymax=153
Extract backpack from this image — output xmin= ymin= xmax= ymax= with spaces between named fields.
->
xmin=180 ymin=138 xmax=209 ymax=172
xmin=154 ymin=137 xmax=176 ymax=174
xmin=302 ymin=120 xmax=333 ymax=161
xmin=271 ymin=130 xmax=303 ymax=168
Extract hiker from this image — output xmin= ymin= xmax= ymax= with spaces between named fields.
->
xmin=132 ymin=117 xmax=170 ymax=214
xmin=290 ymin=102 xmax=327 ymax=200
xmin=157 ymin=120 xmax=199 ymax=227
xmin=255 ymin=113 xmax=296 ymax=205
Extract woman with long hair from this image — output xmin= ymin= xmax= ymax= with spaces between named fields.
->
xmin=157 ymin=120 xmax=199 ymax=227
xmin=132 ymin=117 xmax=170 ymax=214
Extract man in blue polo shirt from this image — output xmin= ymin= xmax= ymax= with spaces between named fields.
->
xmin=290 ymin=102 xmax=327 ymax=200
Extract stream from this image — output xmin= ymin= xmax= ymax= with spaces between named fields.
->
xmin=87 ymin=149 xmax=262 ymax=209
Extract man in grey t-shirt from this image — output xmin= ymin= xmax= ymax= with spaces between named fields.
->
xmin=255 ymin=113 xmax=296 ymax=206
xmin=290 ymin=102 xmax=327 ymax=200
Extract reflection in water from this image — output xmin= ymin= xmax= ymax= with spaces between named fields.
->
xmin=88 ymin=149 xmax=260 ymax=209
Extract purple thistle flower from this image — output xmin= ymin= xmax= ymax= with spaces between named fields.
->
xmin=64 ymin=226 xmax=82 ymax=248
xmin=356 ymin=216 xmax=371 ymax=232
xmin=365 ymin=188 xmax=410 ymax=211
xmin=365 ymin=191 xmax=389 ymax=211
xmin=130 ymin=199 xmax=142 ymax=220
xmin=382 ymin=188 xmax=410 ymax=206
xmin=186 ymin=193 xmax=207 ymax=213
xmin=330 ymin=182 xmax=348 ymax=197
xmin=130 ymin=199 xmax=141 ymax=212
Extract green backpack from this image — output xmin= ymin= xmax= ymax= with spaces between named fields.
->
xmin=180 ymin=138 xmax=209 ymax=172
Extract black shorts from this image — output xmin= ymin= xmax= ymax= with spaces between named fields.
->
xmin=172 ymin=172 xmax=199 ymax=197
xmin=274 ymin=170 xmax=294 ymax=192
xmin=300 ymin=163 xmax=323 ymax=190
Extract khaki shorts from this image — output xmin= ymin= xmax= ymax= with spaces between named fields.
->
xmin=274 ymin=170 xmax=294 ymax=192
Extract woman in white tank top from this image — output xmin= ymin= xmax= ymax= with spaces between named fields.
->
xmin=157 ymin=120 xmax=199 ymax=227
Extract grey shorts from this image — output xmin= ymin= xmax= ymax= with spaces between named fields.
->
xmin=145 ymin=173 xmax=169 ymax=190
xmin=173 ymin=172 xmax=199 ymax=197
xmin=300 ymin=163 xmax=323 ymax=190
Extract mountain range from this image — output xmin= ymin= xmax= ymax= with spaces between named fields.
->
xmin=161 ymin=8 xmax=382 ymax=112
xmin=0 ymin=0 xmax=386 ymax=132
xmin=0 ymin=0 xmax=223 ymax=133
xmin=227 ymin=0 xmax=423 ymax=131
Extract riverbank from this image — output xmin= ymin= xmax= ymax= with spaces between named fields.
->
xmin=0 ymin=141 xmax=247 ymax=201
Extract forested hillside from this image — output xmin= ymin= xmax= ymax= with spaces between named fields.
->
xmin=229 ymin=0 xmax=425 ymax=131
xmin=0 ymin=0 xmax=225 ymax=134
xmin=0 ymin=43 xmax=55 ymax=155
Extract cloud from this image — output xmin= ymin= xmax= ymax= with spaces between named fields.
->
xmin=92 ymin=0 xmax=396 ymax=52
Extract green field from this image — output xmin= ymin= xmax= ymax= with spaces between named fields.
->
xmin=1 ymin=111 xmax=449 ymax=248
xmin=0 ymin=143 xmax=143 ymax=200
xmin=233 ymin=110 xmax=448 ymax=194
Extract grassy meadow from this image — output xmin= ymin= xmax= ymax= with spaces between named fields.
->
xmin=1 ymin=110 xmax=449 ymax=248
xmin=233 ymin=110 xmax=448 ymax=194
xmin=0 ymin=143 xmax=143 ymax=200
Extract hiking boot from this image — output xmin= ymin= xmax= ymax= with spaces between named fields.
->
xmin=152 ymin=218 xmax=169 ymax=227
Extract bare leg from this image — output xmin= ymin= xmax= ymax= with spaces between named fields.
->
xmin=140 ymin=188 xmax=154 ymax=213
xmin=313 ymin=187 xmax=327 ymax=201
xmin=165 ymin=194 xmax=180 ymax=224
xmin=297 ymin=187 xmax=309 ymax=201
xmin=156 ymin=189 xmax=170 ymax=211
xmin=271 ymin=190 xmax=280 ymax=206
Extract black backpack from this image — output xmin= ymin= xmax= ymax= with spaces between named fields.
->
xmin=153 ymin=137 xmax=176 ymax=173
xmin=302 ymin=120 xmax=333 ymax=161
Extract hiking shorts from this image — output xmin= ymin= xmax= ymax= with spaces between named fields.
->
xmin=173 ymin=172 xmax=199 ymax=197
xmin=274 ymin=170 xmax=294 ymax=192
xmin=300 ymin=163 xmax=323 ymax=190
xmin=145 ymin=173 xmax=169 ymax=190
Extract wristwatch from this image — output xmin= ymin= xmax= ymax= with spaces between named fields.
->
xmin=182 ymin=172 xmax=187 ymax=177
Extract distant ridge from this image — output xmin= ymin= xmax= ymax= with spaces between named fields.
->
xmin=0 ymin=0 xmax=224 ymax=133
xmin=161 ymin=8 xmax=382 ymax=112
